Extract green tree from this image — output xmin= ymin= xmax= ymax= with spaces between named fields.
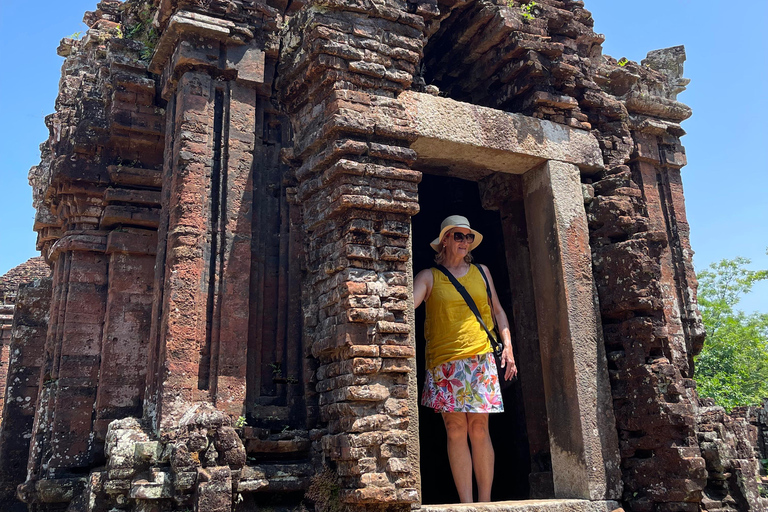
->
xmin=694 ymin=256 xmax=768 ymax=410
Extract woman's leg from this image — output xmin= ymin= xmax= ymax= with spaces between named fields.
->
xmin=467 ymin=413 xmax=494 ymax=502
xmin=442 ymin=412 xmax=473 ymax=502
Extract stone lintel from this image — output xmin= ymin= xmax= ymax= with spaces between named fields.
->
xmin=400 ymin=91 xmax=604 ymax=175
xmin=523 ymin=161 xmax=621 ymax=500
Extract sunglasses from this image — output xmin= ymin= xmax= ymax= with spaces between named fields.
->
xmin=451 ymin=232 xmax=475 ymax=243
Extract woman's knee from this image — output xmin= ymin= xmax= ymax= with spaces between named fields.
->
xmin=466 ymin=414 xmax=490 ymax=440
xmin=442 ymin=413 xmax=468 ymax=440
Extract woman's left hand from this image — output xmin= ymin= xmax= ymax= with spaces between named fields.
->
xmin=500 ymin=345 xmax=517 ymax=381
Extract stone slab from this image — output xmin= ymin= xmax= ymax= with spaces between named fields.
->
xmin=523 ymin=161 xmax=621 ymax=500
xmin=400 ymin=91 xmax=604 ymax=175
xmin=421 ymin=499 xmax=622 ymax=512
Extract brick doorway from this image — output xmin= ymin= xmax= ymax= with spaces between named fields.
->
xmin=412 ymin=173 xmax=535 ymax=504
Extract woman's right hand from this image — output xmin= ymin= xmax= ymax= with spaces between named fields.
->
xmin=500 ymin=345 xmax=517 ymax=380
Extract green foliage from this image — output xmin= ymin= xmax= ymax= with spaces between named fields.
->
xmin=521 ymin=1 xmax=537 ymax=20
xmin=618 ymin=57 xmax=629 ymax=67
xmin=507 ymin=1 xmax=537 ymax=20
xmin=760 ymin=459 xmax=768 ymax=497
xmin=67 ymin=32 xmax=83 ymax=40
xmin=139 ymin=28 xmax=159 ymax=61
xmin=235 ymin=415 xmax=246 ymax=428
xmin=121 ymin=1 xmax=159 ymax=60
xmin=126 ymin=21 xmax=144 ymax=39
xmin=694 ymin=255 xmax=768 ymax=411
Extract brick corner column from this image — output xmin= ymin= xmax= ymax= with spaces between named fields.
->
xmin=277 ymin=1 xmax=426 ymax=507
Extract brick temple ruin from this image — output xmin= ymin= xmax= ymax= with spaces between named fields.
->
xmin=1 ymin=0 xmax=766 ymax=511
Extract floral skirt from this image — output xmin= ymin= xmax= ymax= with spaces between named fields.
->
xmin=421 ymin=353 xmax=504 ymax=413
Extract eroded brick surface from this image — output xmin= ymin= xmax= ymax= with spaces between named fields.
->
xmin=1 ymin=1 xmax=766 ymax=511
xmin=0 ymin=278 xmax=51 ymax=511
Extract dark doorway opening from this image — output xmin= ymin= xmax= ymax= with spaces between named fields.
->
xmin=413 ymin=173 xmax=531 ymax=504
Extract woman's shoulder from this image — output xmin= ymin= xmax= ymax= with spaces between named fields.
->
xmin=415 ymin=268 xmax=436 ymax=282
xmin=471 ymin=263 xmax=491 ymax=284
xmin=413 ymin=268 xmax=435 ymax=305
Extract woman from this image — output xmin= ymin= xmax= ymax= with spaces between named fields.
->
xmin=413 ymin=215 xmax=517 ymax=503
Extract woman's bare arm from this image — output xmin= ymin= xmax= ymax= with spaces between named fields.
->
xmin=479 ymin=264 xmax=517 ymax=380
xmin=413 ymin=268 xmax=433 ymax=309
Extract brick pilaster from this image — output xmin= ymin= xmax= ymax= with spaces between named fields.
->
xmin=145 ymin=11 xmax=263 ymax=430
xmin=277 ymin=2 xmax=424 ymax=506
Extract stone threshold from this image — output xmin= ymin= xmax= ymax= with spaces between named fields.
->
xmin=419 ymin=499 xmax=621 ymax=512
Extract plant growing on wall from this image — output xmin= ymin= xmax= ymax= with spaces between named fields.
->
xmin=119 ymin=0 xmax=159 ymax=60
xmin=506 ymin=0 xmax=537 ymax=20
xmin=694 ymin=255 xmax=768 ymax=411
xmin=521 ymin=1 xmax=537 ymax=20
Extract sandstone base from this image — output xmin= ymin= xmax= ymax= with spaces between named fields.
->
xmin=421 ymin=499 xmax=622 ymax=512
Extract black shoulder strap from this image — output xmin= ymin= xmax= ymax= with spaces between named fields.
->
xmin=475 ymin=264 xmax=492 ymax=301
xmin=434 ymin=265 xmax=501 ymax=354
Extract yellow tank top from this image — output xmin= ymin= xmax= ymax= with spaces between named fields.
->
xmin=424 ymin=265 xmax=494 ymax=369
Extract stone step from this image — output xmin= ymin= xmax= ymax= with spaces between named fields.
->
xmin=422 ymin=499 xmax=622 ymax=512
xmin=245 ymin=437 xmax=311 ymax=455
xmin=244 ymin=427 xmax=311 ymax=458
xmin=238 ymin=462 xmax=313 ymax=493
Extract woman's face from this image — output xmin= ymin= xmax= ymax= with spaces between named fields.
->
xmin=442 ymin=227 xmax=473 ymax=259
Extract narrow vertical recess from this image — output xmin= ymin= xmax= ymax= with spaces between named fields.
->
xmin=655 ymin=157 xmax=694 ymax=372
xmin=210 ymin=85 xmax=230 ymax=399
xmin=246 ymin=96 xmax=266 ymax=414
xmin=199 ymin=87 xmax=226 ymax=391
xmin=51 ymin=252 xmax=72 ymax=380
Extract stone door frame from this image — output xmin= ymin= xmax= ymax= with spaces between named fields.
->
xmin=402 ymin=91 xmax=622 ymax=501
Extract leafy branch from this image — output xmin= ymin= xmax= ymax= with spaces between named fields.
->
xmin=694 ymin=253 xmax=768 ymax=411
xmin=506 ymin=1 xmax=537 ymax=21
xmin=520 ymin=1 xmax=537 ymax=20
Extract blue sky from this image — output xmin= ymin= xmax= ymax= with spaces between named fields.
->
xmin=1 ymin=0 xmax=766 ymax=312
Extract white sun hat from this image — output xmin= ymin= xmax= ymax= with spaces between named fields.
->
xmin=430 ymin=215 xmax=483 ymax=252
